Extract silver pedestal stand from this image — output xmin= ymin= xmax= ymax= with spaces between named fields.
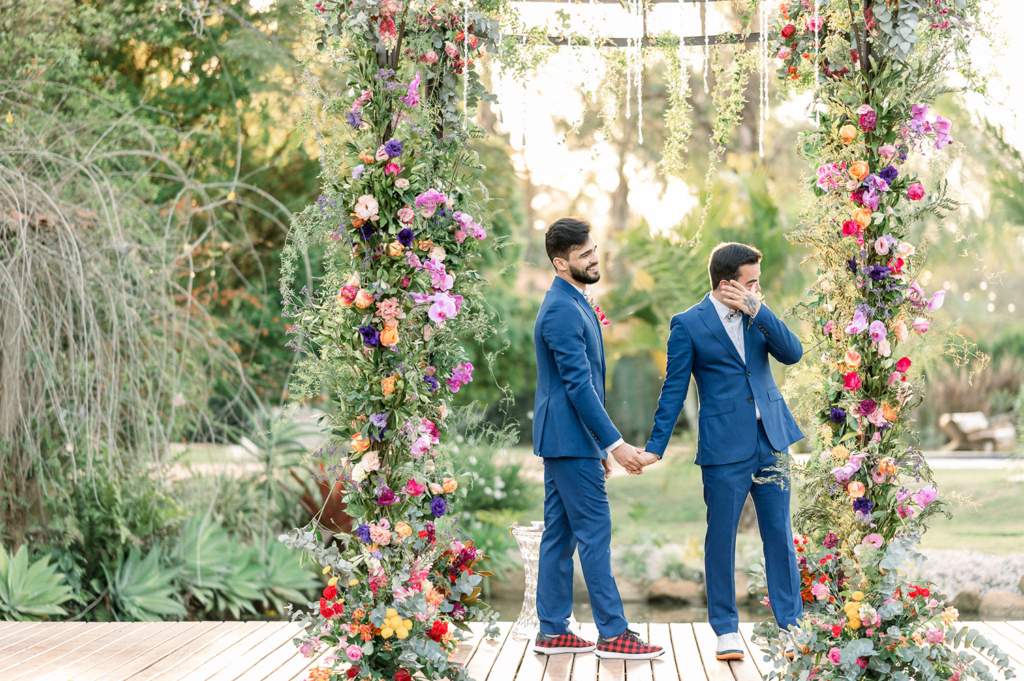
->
xmin=509 ymin=521 xmax=545 ymax=641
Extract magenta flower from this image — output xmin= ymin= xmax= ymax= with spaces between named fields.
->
xmin=869 ymin=320 xmax=887 ymax=343
xmin=428 ymin=293 xmax=458 ymax=324
xmin=933 ymin=115 xmax=953 ymax=150
xmin=907 ymin=183 xmax=925 ymax=201
xmin=927 ymin=290 xmax=945 ymax=311
xmin=828 ymin=648 xmax=842 ymax=665
xmin=913 ymin=317 xmax=930 ymax=333
xmin=913 ymin=485 xmax=938 ymax=508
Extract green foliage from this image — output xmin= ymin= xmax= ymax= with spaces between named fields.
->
xmin=0 ymin=545 xmax=74 ymax=621
xmin=104 ymin=547 xmax=186 ymax=622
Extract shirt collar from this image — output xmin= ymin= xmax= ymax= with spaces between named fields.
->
xmin=709 ymin=293 xmax=734 ymax=321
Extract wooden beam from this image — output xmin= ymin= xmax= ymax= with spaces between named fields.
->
xmin=538 ymin=32 xmax=761 ymax=47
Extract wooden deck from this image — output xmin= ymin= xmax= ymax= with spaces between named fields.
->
xmin=0 ymin=620 xmax=1021 ymax=681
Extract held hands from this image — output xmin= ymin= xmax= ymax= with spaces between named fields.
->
xmin=610 ymin=443 xmax=662 ymax=475
xmin=721 ymin=280 xmax=762 ymax=318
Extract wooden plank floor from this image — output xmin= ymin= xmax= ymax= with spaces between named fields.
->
xmin=0 ymin=621 xmax=1020 ymax=680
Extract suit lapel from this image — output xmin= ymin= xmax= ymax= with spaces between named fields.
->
xmin=698 ymin=295 xmax=744 ymax=365
xmin=552 ymin=277 xmax=606 ymax=376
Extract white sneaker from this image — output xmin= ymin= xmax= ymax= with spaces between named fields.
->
xmin=715 ymin=632 xmax=745 ymax=661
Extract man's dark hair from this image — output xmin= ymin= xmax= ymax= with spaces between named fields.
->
xmin=708 ymin=242 xmax=762 ymax=291
xmin=545 ymin=217 xmax=591 ymax=263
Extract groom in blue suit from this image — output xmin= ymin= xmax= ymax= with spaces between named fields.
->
xmin=531 ymin=218 xmax=663 ymax=661
xmin=642 ymin=242 xmax=805 ymax=660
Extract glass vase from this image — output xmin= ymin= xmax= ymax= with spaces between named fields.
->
xmin=509 ymin=521 xmax=545 ymax=640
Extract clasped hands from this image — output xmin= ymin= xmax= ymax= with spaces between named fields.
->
xmin=604 ymin=442 xmax=661 ymax=478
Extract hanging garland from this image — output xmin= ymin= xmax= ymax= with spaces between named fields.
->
xmin=751 ymin=1 xmax=1015 ymax=680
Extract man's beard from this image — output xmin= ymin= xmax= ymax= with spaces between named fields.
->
xmin=569 ymin=262 xmax=600 ymax=285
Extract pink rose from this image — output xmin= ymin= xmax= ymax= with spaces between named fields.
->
xmin=913 ymin=317 xmax=930 ymax=333
xmin=843 ymin=372 xmax=862 ymax=391
xmin=424 ymin=50 xmax=438 ymax=63
xmin=926 ymin=628 xmax=945 ymax=645
xmin=874 ymin=237 xmax=890 ymax=255
xmin=354 ymin=195 xmax=380 ymax=221
xmin=878 ymin=144 xmax=896 ymax=160
xmin=429 ymin=482 xmax=444 ymax=495
xmin=778 ymin=46 xmax=792 ymax=60
xmin=907 ymin=183 xmax=925 ymax=201
xmin=385 ymin=162 xmax=402 ymax=177
xmin=895 ymin=357 xmax=912 ymax=373
xmin=877 ymin=338 xmax=892 ymax=357
xmin=375 ymin=146 xmax=389 ymax=162
xmin=346 ymin=645 xmax=363 ymax=662
xmin=405 ymin=478 xmax=426 ymax=496
xmin=395 ymin=178 xmax=409 ymax=189
xmin=824 ymin=320 xmax=835 ymax=335
xmin=445 ymin=43 xmax=458 ymax=58
xmin=862 ymin=533 xmax=883 ymax=549
xmin=454 ymin=230 xmax=466 ymax=243
xmin=811 ymin=582 xmax=829 ymax=600
xmin=397 ymin=206 xmax=415 ymax=223
xmin=828 ymin=647 xmax=842 ymax=665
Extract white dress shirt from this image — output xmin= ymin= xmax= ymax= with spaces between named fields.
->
xmin=709 ymin=293 xmax=761 ymax=419
xmin=567 ymin=278 xmax=624 ymax=453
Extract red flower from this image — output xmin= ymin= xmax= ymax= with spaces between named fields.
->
xmin=895 ymin=357 xmax=912 ymax=373
xmin=832 ymin=625 xmax=842 ymax=637
xmin=888 ymin=257 xmax=904 ymax=275
xmin=347 ymin=667 xmax=361 ymax=679
xmin=395 ymin=671 xmax=412 ymax=681
xmin=843 ymin=372 xmax=862 ymax=391
xmin=427 ymin=620 xmax=449 ymax=642
xmin=323 ymin=585 xmax=338 ymax=600
xmin=841 ymin=220 xmax=860 ymax=236
xmin=781 ymin=24 xmax=796 ymax=38
xmin=788 ymin=66 xmax=798 ymax=75
xmin=850 ymin=49 xmax=859 ymax=62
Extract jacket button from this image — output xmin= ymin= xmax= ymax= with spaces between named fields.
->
xmin=748 ymin=397 xmax=754 ymax=403
xmin=747 ymin=371 xmax=752 ymax=376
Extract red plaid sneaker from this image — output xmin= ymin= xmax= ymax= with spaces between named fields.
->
xmin=532 ymin=631 xmax=596 ymax=655
xmin=595 ymin=628 xmax=664 ymax=660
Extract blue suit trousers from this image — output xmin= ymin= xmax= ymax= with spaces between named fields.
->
xmin=701 ymin=420 xmax=802 ymax=635
xmin=537 ymin=457 xmax=628 ymax=639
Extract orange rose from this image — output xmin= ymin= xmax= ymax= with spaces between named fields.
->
xmin=380 ymin=325 xmax=399 ymax=347
xmin=354 ymin=289 xmax=374 ymax=309
xmin=840 ymin=125 xmax=858 ymax=144
xmin=845 ymin=348 xmax=862 ymax=370
xmin=351 ymin=432 xmax=371 ymax=453
xmin=388 ymin=241 xmax=404 ymax=257
xmin=893 ymin=320 xmax=909 ymax=343
xmin=418 ymin=239 xmax=434 ymax=252
xmin=853 ymin=207 xmax=872 ymax=229
xmin=847 ymin=481 xmax=866 ymax=498
xmin=442 ymin=477 xmax=458 ymax=494
xmin=359 ymin=149 xmax=374 ymax=164
xmin=877 ymin=457 xmax=897 ymax=475
xmin=381 ymin=376 xmax=396 ymax=396
xmin=882 ymin=403 xmax=899 ymax=421
xmin=849 ymin=161 xmax=869 ymax=181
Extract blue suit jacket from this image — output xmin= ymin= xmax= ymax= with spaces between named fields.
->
xmin=533 ymin=277 xmax=620 ymax=459
xmin=645 ymin=294 xmax=804 ymax=465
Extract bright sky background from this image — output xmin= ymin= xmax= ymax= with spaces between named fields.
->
xmin=489 ymin=0 xmax=1024 ymax=235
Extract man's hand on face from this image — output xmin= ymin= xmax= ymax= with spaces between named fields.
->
xmin=721 ymin=280 xmax=762 ymax=318
xmin=610 ymin=442 xmax=646 ymax=475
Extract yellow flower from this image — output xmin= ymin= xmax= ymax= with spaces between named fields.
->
xmin=322 ymin=565 xmax=331 ymax=574
xmin=442 ymin=477 xmax=458 ymax=494
xmin=832 ymin=444 xmax=850 ymax=459
xmin=381 ymin=627 xmax=394 ymax=639
xmin=402 ymin=619 xmax=412 ymax=630
xmin=349 ymin=578 xmax=359 ymax=586
xmin=847 ymin=481 xmax=866 ymax=498
xmin=849 ymin=161 xmax=870 ymax=181
xmin=328 ymin=577 xmax=339 ymax=587
xmin=396 ymin=628 xmax=409 ymax=639
xmin=853 ymin=207 xmax=872 ymax=229
xmin=852 ymin=591 xmax=865 ymax=602
xmin=840 ymin=125 xmax=858 ymax=143
xmin=847 ymin=618 xmax=862 ymax=630
xmin=380 ymin=325 xmax=399 ymax=347
xmin=386 ymin=609 xmax=398 ymax=618
xmin=395 ymin=522 xmax=412 ymax=538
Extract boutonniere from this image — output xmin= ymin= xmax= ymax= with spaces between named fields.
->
xmin=587 ymin=297 xmax=611 ymax=326
xmin=746 ymin=315 xmax=754 ymax=331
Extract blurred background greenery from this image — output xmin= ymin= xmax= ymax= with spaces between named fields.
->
xmin=2 ymin=0 xmax=1022 ymax=623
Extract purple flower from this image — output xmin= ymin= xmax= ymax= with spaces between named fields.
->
xmin=430 ymin=496 xmax=447 ymax=518
xmin=359 ymin=223 xmax=375 ymax=241
xmin=352 ymin=164 xmax=365 ymax=179
xmin=370 ymin=413 xmax=388 ymax=429
xmin=447 ymin=362 xmax=474 ymax=392
xmin=829 ymin=407 xmax=847 ymax=423
xmin=384 ymin=139 xmax=403 ymax=157
xmin=847 ymin=258 xmax=858 ymax=274
xmin=879 ymin=165 xmax=898 ymax=183
xmin=346 ymin=110 xmax=362 ymax=129
xmin=867 ymin=265 xmax=891 ymax=281
xmin=852 ymin=497 xmax=874 ymax=514
xmin=376 ymin=486 xmax=396 ymax=505
xmin=933 ymin=115 xmax=953 ymax=150
xmin=857 ymin=398 xmax=877 ymax=416
xmin=823 ymin=531 xmax=839 ymax=548
xmin=356 ymin=524 xmax=372 ymax=543
xmin=359 ymin=326 xmax=380 ymax=346
xmin=398 ymin=228 xmax=415 ymax=248
xmin=424 ymin=375 xmax=439 ymax=392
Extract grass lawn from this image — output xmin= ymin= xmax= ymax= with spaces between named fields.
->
xmin=508 ymin=444 xmax=1024 ymax=556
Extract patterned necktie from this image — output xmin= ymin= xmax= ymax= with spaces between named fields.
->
xmin=725 ymin=309 xmax=742 ymax=323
